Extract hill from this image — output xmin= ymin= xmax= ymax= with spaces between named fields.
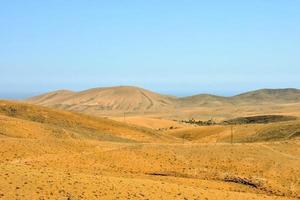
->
xmin=167 ymin=120 xmax=300 ymax=143
xmin=179 ymin=88 xmax=300 ymax=107
xmin=26 ymin=87 xmax=300 ymax=122
xmin=231 ymin=88 xmax=300 ymax=104
xmin=0 ymin=100 xmax=299 ymax=199
xmin=0 ymin=100 xmax=174 ymax=142
xmin=27 ymin=86 xmax=177 ymax=115
xmin=178 ymin=94 xmax=230 ymax=107
xmin=27 ymin=89 xmax=75 ymax=105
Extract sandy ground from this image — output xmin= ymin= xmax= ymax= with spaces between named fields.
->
xmin=0 ymin=100 xmax=299 ymax=199
xmin=110 ymin=116 xmax=190 ymax=130
xmin=0 ymin=138 xmax=299 ymax=200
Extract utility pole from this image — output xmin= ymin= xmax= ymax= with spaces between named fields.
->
xmin=123 ymin=112 xmax=126 ymax=123
xmin=231 ymin=125 xmax=234 ymax=144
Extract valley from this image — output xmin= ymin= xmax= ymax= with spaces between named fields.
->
xmin=1 ymin=87 xmax=300 ymax=199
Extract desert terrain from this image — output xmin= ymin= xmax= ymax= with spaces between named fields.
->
xmin=0 ymin=87 xmax=300 ymax=199
xmin=27 ymin=86 xmax=300 ymax=121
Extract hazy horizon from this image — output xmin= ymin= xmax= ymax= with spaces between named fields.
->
xmin=1 ymin=1 xmax=300 ymax=99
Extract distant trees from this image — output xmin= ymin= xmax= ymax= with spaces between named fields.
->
xmin=181 ymin=118 xmax=216 ymax=126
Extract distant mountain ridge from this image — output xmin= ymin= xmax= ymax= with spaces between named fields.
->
xmin=232 ymin=88 xmax=300 ymax=103
xmin=26 ymin=86 xmax=300 ymax=115
xmin=181 ymin=88 xmax=300 ymax=106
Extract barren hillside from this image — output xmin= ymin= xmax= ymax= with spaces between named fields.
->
xmin=27 ymin=87 xmax=300 ymax=119
xmin=179 ymin=88 xmax=300 ymax=107
xmin=0 ymin=100 xmax=174 ymax=143
xmin=28 ymin=86 xmax=177 ymax=115
xmin=0 ymin=100 xmax=299 ymax=199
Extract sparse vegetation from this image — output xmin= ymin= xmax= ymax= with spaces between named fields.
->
xmin=181 ymin=118 xmax=217 ymax=126
xmin=0 ymin=100 xmax=299 ymax=199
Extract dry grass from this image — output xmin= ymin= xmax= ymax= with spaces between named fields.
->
xmin=0 ymin=100 xmax=175 ymax=143
xmin=0 ymin=100 xmax=299 ymax=199
xmin=167 ymin=120 xmax=300 ymax=143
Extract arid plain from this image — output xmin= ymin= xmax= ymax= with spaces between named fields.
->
xmin=0 ymin=86 xmax=299 ymax=199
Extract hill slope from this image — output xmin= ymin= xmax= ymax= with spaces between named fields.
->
xmin=232 ymin=88 xmax=300 ymax=104
xmin=26 ymin=87 xmax=300 ymax=120
xmin=0 ymin=100 xmax=174 ymax=142
xmin=179 ymin=88 xmax=300 ymax=107
xmin=178 ymin=94 xmax=230 ymax=107
xmin=27 ymin=86 xmax=177 ymax=115
xmin=0 ymin=100 xmax=299 ymax=199
xmin=167 ymin=120 xmax=300 ymax=143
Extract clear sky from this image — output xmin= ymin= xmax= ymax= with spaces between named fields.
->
xmin=1 ymin=0 xmax=300 ymax=98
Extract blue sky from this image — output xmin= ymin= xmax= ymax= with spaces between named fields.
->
xmin=1 ymin=0 xmax=300 ymax=98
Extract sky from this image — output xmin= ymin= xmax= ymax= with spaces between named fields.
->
xmin=1 ymin=0 xmax=300 ymax=99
